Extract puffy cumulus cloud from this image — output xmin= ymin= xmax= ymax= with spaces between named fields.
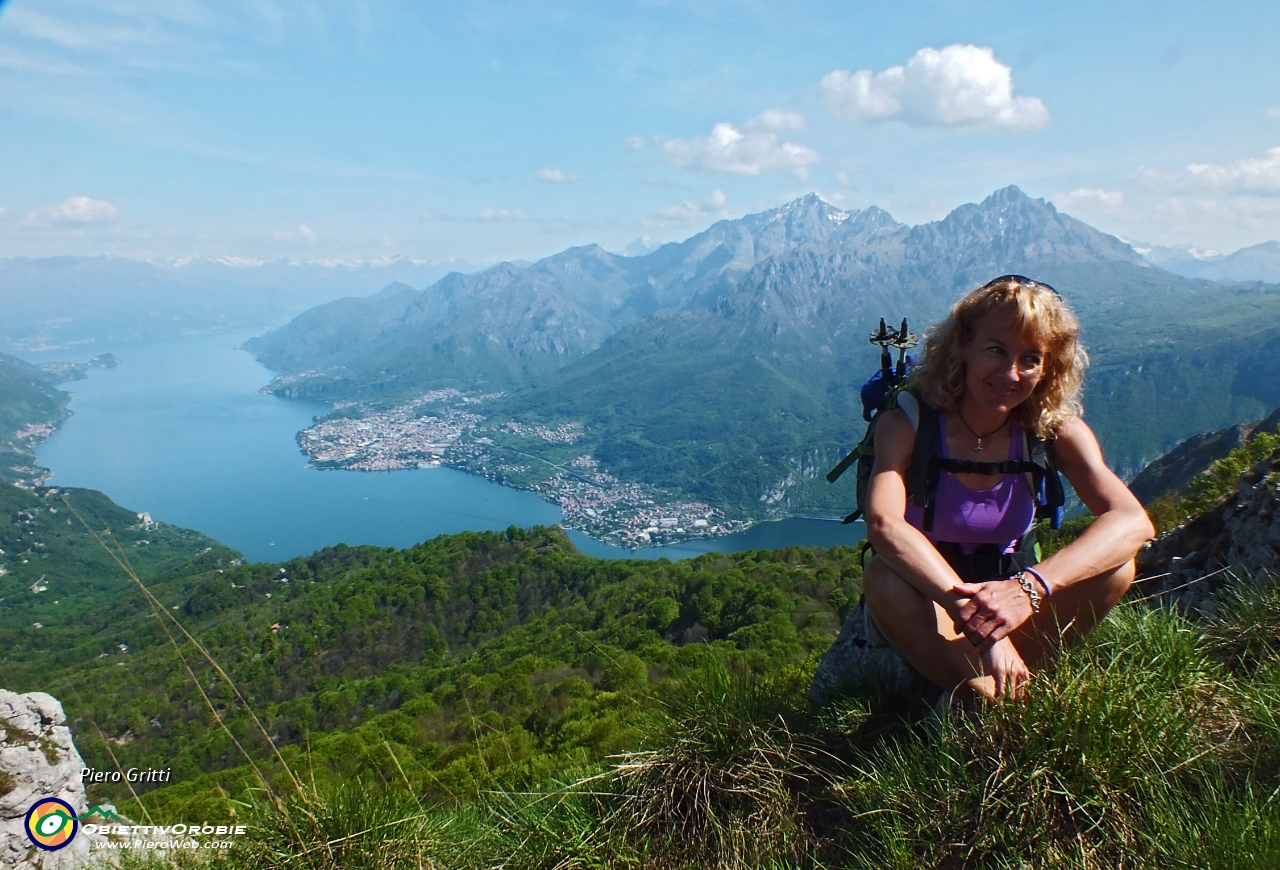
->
xmin=820 ymin=44 xmax=1049 ymax=130
xmin=1054 ymin=188 xmax=1124 ymax=211
xmin=24 ymin=196 xmax=119 ymax=226
xmin=534 ymin=168 xmax=578 ymax=183
xmin=1135 ymin=146 xmax=1280 ymax=197
xmin=662 ymin=112 xmax=819 ymax=179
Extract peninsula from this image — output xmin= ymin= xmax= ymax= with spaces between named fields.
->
xmin=292 ymin=390 xmax=748 ymax=548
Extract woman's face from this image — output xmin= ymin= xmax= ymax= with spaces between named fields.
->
xmin=959 ymin=306 xmax=1047 ymax=416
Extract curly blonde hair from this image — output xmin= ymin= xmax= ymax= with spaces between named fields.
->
xmin=910 ymin=275 xmax=1088 ymax=437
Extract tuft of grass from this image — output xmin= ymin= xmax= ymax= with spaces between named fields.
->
xmin=607 ymin=658 xmax=836 ymax=869
xmin=457 ymin=772 xmax=639 ymax=870
xmin=1204 ymin=573 xmax=1280 ymax=673
xmin=217 ymin=781 xmax=451 ymax=870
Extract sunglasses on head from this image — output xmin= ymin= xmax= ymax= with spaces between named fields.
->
xmin=1002 ymin=274 xmax=1061 ymax=298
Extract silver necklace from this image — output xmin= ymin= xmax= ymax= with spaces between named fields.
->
xmin=955 ymin=409 xmax=1008 ymax=454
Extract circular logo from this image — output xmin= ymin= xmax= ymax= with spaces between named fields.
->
xmin=25 ymin=798 xmax=79 ymax=851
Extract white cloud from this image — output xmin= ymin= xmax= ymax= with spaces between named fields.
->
xmin=273 ymin=224 xmax=317 ymax=242
xmin=1266 ymin=107 xmax=1280 ymax=119
xmin=1135 ymin=146 xmax=1280 ymax=196
xmin=1054 ymin=188 xmax=1124 ymax=211
xmin=24 ymin=196 xmax=119 ymax=226
xmin=820 ymin=44 xmax=1049 ymax=130
xmin=744 ymin=109 xmax=806 ymax=132
xmin=474 ymin=208 xmax=538 ymax=223
xmin=534 ymin=168 xmax=578 ymax=184
xmin=625 ymin=135 xmax=646 ymax=151
xmin=662 ymin=114 xmax=820 ymax=179
xmin=650 ymin=189 xmax=729 ymax=224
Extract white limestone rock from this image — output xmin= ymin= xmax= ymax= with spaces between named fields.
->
xmin=0 ymin=690 xmax=101 ymax=870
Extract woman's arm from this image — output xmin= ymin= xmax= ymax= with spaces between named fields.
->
xmin=955 ymin=415 xmax=1155 ymax=648
xmin=867 ymin=408 xmax=1030 ymax=690
xmin=864 ymin=408 xmax=970 ymax=617
xmin=1024 ymin=415 xmax=1155 ymax=595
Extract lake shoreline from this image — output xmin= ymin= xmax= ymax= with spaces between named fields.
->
xmin=29 ymin=333 xmax=865 ymax=563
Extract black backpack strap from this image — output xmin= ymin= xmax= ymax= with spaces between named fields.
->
xmin=1027 ymin=433 xmax=1066 ymax=529
xmin=906 ymin=399 xmax=940 ymax=530
xmin=933 ymin=457 xmax=1042 ymax=476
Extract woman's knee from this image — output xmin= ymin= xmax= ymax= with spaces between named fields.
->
xmin=1108 ymin=559 xmax=1136 ymax=603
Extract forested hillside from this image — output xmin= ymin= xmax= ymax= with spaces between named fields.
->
xmin=0 ymin=514 xmax=863 ymax=818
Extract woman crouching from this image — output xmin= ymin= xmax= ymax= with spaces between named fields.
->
xmin=863 ymin=275 xmax=1154 ymax=701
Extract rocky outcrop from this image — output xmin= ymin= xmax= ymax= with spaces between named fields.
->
xmin=808 ymin=598 xmax=936 ymax=709
xmin=1137 ymin=446 xmax=1280 ymax=617
xmin=1129 ymin=406 xmax=1280 ymax=505
xmin=0 ymin=691 xmax=98 ymax=870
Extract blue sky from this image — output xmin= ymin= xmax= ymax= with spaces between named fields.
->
xmin=1 ymin=0 xmax=1278 ymax=263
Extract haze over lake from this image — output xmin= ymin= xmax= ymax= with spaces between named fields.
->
xmin=31 ymin=332 xmax=864 ymax=562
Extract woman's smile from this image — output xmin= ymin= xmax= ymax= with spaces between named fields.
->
xmin=960 ymin=307 xmax=1045 ymax=421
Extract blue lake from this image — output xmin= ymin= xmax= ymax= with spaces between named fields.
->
xmin=32 ymin=332 xmax=866 ymax=562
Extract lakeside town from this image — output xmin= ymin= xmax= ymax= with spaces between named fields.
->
xmin=297 ymin=389 xmax=489 ymax=471
xmin=295 ymin=391 xmax=750 ymax=548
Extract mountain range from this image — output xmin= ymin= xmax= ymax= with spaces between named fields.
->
xmin=0 ymin=255 xmax=478 ymax=354
xmin=1138 ymin=240 xmax=1280 ymax=284
xmin=247 ymin=187 xmax=1280 ymax=519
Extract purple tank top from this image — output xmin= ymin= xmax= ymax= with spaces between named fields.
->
xmin=903 ymin=412 xmax=1036 ymax=555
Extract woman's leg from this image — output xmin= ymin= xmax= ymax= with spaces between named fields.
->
xmin=864 ymin=556 xmax=1135 ymax=699
xmin=1009 ymin=559 xmax=1135 ymax=669
xmin=863 ymin=555 xmax=984 ymax=692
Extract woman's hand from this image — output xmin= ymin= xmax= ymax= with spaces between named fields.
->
xmin=982 ymin=636 xmax=1031 ymax=699
xmin=953 ymin=579 xmax=1034 ymax=651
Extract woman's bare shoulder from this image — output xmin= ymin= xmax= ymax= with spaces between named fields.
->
xmin=873 ymin=407 xmax=917 ymax=469
xmin=1051 ymin=415 xmax=1101 ymax=453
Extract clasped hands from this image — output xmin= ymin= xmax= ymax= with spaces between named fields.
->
xmin=947 ymin=578 xmax=1037 ymax=697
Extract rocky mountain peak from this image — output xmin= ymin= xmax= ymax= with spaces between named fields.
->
xmin=909 ymin=184 xmax=1145 ymax=272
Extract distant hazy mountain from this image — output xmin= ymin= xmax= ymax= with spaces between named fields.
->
xmin=249 ymin=187 xmax=1280 ymax=516
xmin=0 ymin=255 xmax=479 ymax=354
xmin=1137 ymin=240 xmax=1280 ymax=283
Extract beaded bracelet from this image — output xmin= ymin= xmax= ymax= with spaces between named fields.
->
xmin=1025 ymin=566 xmax=1052 ymax=597
xmin=1014 ymin=571 xmax=1042 ymax=614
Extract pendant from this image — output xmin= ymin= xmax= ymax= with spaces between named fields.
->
xmin=974 ymin=439 xmax=984 ymax=453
